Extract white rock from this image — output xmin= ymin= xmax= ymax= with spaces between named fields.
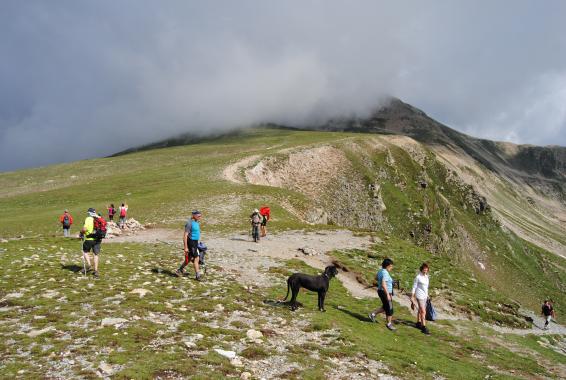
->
xmin=240 ymin=372 xmax=252 ymax=380
xmin=184 ymin=341 xmax=196 ymax=349
xmin=101 ymin=318 xmax=128 ymax=327
xmin=214 ymin=349 xmax=236 ymax=359
xmin=98 ymin=362 xmax=114 ymax=375
xmin=130 ymin=288 xmax=152 ymax=298
xmin=215 ymin=304 xmax=225 ymax=312
xmin=27 ymin=326 xmax=55 ymax=338
xmin=246 ymin=329 xmax=263 ymax=340
xmin=230 ymin=357 xmax=243 ymax=367
xmin=478 ymin=262 xmax=486 ymax=270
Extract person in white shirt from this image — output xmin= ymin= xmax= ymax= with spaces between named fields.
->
xmin=411 ymin=263 xmax=430 ymax=335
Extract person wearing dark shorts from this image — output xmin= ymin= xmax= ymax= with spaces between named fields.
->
xmin=80 ymin=208 xmax=102 ymax=278
xmin=176 ymin=210 xmax=202 ymax=280
xmin=369 ymin=258 xmax=396 ymax=331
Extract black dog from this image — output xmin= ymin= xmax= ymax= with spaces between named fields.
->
xmin=282 ymin=265 xmax=338 ymax=312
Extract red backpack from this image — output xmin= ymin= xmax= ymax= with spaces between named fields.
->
xmin=120 ymin=207 xmax=127 ymax=217
xmin=260 ymin=207 xmax=270 ymax=218
xmin=91 ymin=216 xmax=107 ymax=239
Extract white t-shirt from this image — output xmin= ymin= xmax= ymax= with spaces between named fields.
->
xmin=412 ymin=273 xmax=429 ymax=300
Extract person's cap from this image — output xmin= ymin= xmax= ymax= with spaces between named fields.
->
xmin=87 ymin=207 xmax=95 ymax=213
xmin=254 ymin=209 xmax=259 ymax=213
xmin=64 ymin=209 xmax=68 ymax=212
xmin=192 ymin=210 xmax=201 ymax=215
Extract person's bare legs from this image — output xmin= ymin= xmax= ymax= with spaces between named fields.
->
xmin=93 ymin=254 xmax=99 ymax=272
xmin=83 ymin=251 xmax=92 ymax=268
xmin=193 ymin=257 xmax=200 ymax=279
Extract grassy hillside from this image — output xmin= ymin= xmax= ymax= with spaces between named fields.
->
xmin=1 ymin=127 xmax=565 ymax=378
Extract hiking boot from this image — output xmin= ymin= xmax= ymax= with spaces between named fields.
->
xmin=415 ymin=321 xmax=422 ymax=329
xmin=386 ymin=323 xmax=396 ymax=331
xmin=195 ymin=274 xmax=202 ymax=282
xmin=368 ymin=313 xmax=376 ymax=323
xmin=175 ymin=269 xmax=183 ymax=277
xmin=422 ymin=326 xmax=430 ymax=335
xmin=93 ymin=271 xmax=99 ymax=278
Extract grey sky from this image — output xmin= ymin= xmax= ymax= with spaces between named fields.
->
xmin=1 ymin=1 xmax=565 ymax=171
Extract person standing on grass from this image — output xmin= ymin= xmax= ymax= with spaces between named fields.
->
xmin=59 ymin=210 xmax=73 ymax=237
xmin=107 ymin=204 xmax=116 ymax=221
xmin=411 ymin=263 xmax=431 ymax=335
xmin=119 ymin=203 xmax=128 ymax=229
xmin=369 ymin=258 xmax=396 ymax=331
xmin=80 ymin=208 xmax=104 ymax=278
xmin=176 ymin=210 xmax=203 ymax=281
xmin=542 ymin=300 xmax=556 ymax=330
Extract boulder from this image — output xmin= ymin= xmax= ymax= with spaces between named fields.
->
xmin=246 ymin=329 xmax=263 ymax=340
xmin=101 ymin=318 xmax=128 ymax=327
xmin=214 ymin=349 xmax=237 ymax=360
xmin=298 ymin=247 xmax=318 ymax=256
xmin=98 ymin=362 xmax=114 ymax=375
xmin=240 ymin=372 xmax=252 ymax=380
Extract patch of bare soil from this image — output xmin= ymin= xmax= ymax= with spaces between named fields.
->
xmin=222 ymin=155 xmax=261 ymax=184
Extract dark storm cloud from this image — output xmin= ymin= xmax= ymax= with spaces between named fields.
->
xmin=1 ymin=1 xmax=565 ymax=171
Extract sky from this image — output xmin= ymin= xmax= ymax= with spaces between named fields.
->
xmin=1 ymin=1 xmax=565 ymax=171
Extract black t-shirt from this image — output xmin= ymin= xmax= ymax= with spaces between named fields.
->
xmin=542 ymin=304 xmax=553 ymax=316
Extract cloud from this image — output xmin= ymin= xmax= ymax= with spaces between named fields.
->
xmin=1 ymin=0 xmax=565 ymax=171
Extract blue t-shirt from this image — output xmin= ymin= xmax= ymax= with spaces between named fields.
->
xmin=377 ymin=268 xmax=393 ymax=293
xmin=185 ymin=219 xmax=201 ymax=241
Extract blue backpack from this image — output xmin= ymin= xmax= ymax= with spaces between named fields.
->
xmin=426 ymin=298 xmax=437 ymax=321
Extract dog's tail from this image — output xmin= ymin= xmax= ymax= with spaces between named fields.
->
xmin=281 ymin=278 xmax=291 ymax=302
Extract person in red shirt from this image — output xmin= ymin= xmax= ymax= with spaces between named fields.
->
xmin=260 ymin=206 xmax=271 ymax=238
xmin=59 ymin=210 xmax=73 ymax=237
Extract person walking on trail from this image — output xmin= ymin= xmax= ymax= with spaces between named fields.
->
xmin=411 ymin=263 xmax=431 ymax=335
xmin=542 ymin=300 xmax=555 ymax=330
xmin=107 ymin=204 xmax=116 ymax=221
xmin=259 ymin=206 xmax=270 ymax=238
xmin=80 ymin=208 xmax=107 ymax=278
xmin=176 ymin=210 xmax=203 ymax=281
xmin=119 ymin=203 xmax=128 ymax=229
xmin=250 ymin=209 xmax=262 ymax=242
xmin=59 ymin=210 xmax=73 ymax=237
xmin=368 ymin=258 xmax=396 ymax=331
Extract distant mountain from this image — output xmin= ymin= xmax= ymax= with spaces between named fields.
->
xmin=314 ymin=98 xmax=566 ymax=201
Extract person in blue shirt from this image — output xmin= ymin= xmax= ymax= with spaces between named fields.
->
xmin=368 ymin=258 xmax=396 ymax=331
xmin=176 ymin=210 xmax=203 ymax=280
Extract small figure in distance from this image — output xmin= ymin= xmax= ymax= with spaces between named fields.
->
xmin=107 ymin=204 xmax=116 ymax=222
xmin=119 ymin=203 xmax=128 ymax=229
xmin=250 ymin=209 xmax=262 ymax=243
xmin=541 ymin=300 xmax=556 ymax=330
xmin=259 ymin=206 xmax=271 ymax=238
xmin=59 ymin=209 xmax=73 ymax=237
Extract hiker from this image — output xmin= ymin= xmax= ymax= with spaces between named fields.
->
xmin=368 ymin=258 xmax=396 ymax=331
xmin=176 ymin=210 xmax=203 ymax=280
xmin=411 ymin=263 xmax=430 ymax=335
xmin=107 ymin=204 xmax=116 ymax=221
xmin=250 ymin=209 xmax=262 ymax=242
xmin=59 ymin=210 xmax=73 ymax=237
xmin=119 ymin=203 xmax=128 ymax=229
xmin=80 ymin=208 xmax=107 ymax=278
xmin=542 ymin=300 xmax=556 ymax=330
xmin=260 ymin=206 xmax=270 ymax=237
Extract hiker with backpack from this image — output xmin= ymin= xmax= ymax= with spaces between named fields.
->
xmin=107 ymin=204 xmax=116 ymax=221
xmin=79 ymin=207 xmax=107 ymax=278
xmin=260 ymin=206 xmax=270 ymax=237
xmin=119 ymin=203 xmax=128 ymax=229
xmin=59 ymin=210 xmax=73 ymax=237
xmin=411 ymin=263 xmax=431 ymax=335
xmin=542 ymin=300 xmax=556 ymax=330
xmin=176 ymin=210 xmax=203 ymax=281
xmin=250 ymin=209 xmax=262 ymax=242
xmin=368 ymin=258 xmax=396 ymax=331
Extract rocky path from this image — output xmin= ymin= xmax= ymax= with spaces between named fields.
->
xmin=108 ymin=228 xmax=566 ymax=337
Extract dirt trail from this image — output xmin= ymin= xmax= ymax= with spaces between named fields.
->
xmin=222 ymin=155 xmax=260 ymax=184
xmin=107 ymin=228 xmax=565 ymax=336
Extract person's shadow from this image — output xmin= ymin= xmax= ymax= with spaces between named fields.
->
xmin=61 ymin=264 xmax=82 ymax=273
xmin=263 ymin=299 xmax=303 ymax=309
xmin=333 ymin=305 xmax=416 ymax=327
xmin=151 ymin=268 xmax=179 ymax=278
